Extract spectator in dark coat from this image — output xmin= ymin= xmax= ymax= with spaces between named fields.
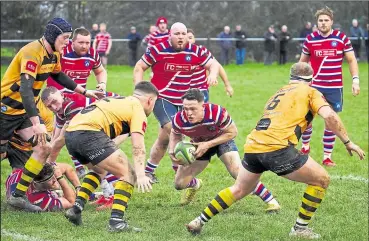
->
xmin=217 ymin=26 xmax=232 ymax=65
xmin=263 ymin=25 xmax=278 ymax=65
xmin=300 ymin=22 xmax=312 ymax=41
xmin=90 ymin=23 xmax=99 ymax=42
xmin=127 ymin=26 xmax=142 ymax=66
xmin=279 ymin=25 xmax=291 ymax=65
xmin=350 ymin=19 xmax=365 ymax=60
xmin=365 ymin=23 xmax=369 ymax=62
xmin=234 ymin=25 xmax=247 ymax=65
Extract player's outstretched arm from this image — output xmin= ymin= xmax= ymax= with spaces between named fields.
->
xmin=47 ymin=124 xmax=68 ymax=164
xmin=133 ymin=59 xmax=150 ymax=85
xmin=54 ymin=164 xmax=76 ymax=209
xmin=344 ymin=51 xmax=360 ymax=96
xmin=204 ymin=58 xmax=219 ymax=86
xmin=131 ymin=132 xmax=152 ymax=192
xmin=214 ymin=59 xmax=234 ymax=97
xmin=168 ymin=129 xmax=183 ymax=163
xmin=57 ymin=162 xmax=81 ymax=193
xmin=318 ymin=106 xmax=365 ymax=160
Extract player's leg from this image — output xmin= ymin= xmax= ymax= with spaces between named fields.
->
xmin=8 ymin=117 xmax=51 ymax=212
xmin=144 ymin=98 xmax=177 ymax=182
xmin=186 ymin=159 xmax=262 ymax=235
xmin=218 ymin=141 xmax=279 ymax=212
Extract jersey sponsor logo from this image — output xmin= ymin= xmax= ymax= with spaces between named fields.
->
xmin=164 ymin=63 xmax=193 ymax=72
xmin=26 ymin=61 xmax=37 ymax=72
xmin=314 ymin=49 xmax=337 ymax=57
xmin=331 ymin=41 xmax=338 ymax=47
xmin=142 ymin=121 xmax=147 ymax=133
xmin=84 ymin=60 xmax=90 ymax=67
xmin=65 ymin=70 xmax=90 ymax=79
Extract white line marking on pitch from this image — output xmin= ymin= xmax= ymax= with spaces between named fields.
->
xmin=1 ymin=229 xmax=57 ymax=241
xmin=330 ymin=174 xmax=368 ymax=183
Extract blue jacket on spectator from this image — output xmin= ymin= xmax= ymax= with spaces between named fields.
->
xmin=350 ymin=26 xmax=364 ymax=46
xmin=218 ymin=32 xmax=233 ymax=49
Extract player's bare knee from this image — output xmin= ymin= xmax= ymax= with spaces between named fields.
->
xmin=174 ymin=181 xmax=186 ymax=190
xmin=320 ymin=174 xmax=330 ymax=189
xmin=229 ymin=184 xmax=245 ymax=200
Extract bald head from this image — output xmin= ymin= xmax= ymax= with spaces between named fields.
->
xmin=290 ymin=62 xmax=313 ymax=82
xmin=170 ymin=22 xmax=188 ymax=51
xmin=352 ymin=19 xmax=358 ymax=27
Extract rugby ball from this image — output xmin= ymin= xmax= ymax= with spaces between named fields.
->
xmin=174 ymin=141 xmax=196 ymax=165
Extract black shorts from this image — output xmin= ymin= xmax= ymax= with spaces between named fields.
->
xmin=65 ymin=130 xmax=118 ymax=166
xmin=98 ymin=52 xmax=106 ymax=57
xmin=7 ymin=143 xmax=32 ymax=169
xmin=242 ymin=145 xmax=308 ymax=176
xmin=0 ymin=113 xmax=44 ymax=140
xmin=197 ymin=139 xmax=238 ymax=161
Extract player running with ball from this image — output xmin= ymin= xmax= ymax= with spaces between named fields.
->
xmin=168 ymin=88 xmax=280 ymax=210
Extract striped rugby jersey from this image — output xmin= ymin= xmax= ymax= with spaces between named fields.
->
xmin=5 ymin=169 xmax=62 ymax=211
xmin=47 ymin=40 xmax=102 ymax=92
xmin=147 ymin=30 xmax=170 ymax=48
xmin=172 ymin=103 xmax=233 ymax=142
xmin=190 ymin=45 xmax=212 ymax=90
xmin=55 ymin=91 xmax=119 ymax=128
xmin=142 ymin=41 xmax=213 ymax=105
xmin=95 ymin=32 xmax=111 ymax=53
xmin=302 ymin=30 xmax=353 ymax=89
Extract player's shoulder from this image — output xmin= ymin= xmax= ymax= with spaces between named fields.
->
xmin=19 ymin=40 xmax=43 ymax=58
xmin=332 ymin=30 xmax=348 ymax=40
xmin=306 ymin=31 xmax=319 ymax=41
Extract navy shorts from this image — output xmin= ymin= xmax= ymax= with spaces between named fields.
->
xmin=197 ymin=139 xmax=238 ymax=161
xmin=201 ymin=89 xmax=210 ymax=103
xmin=153 ymin=98 xmax=181 ymax=127
xmin=315 ymin=87 xmax=343 ymax=112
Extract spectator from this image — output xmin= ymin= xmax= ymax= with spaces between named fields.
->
xmin=365 ymin=23 xmax=369 ymax=62
xmin=93 ymin=23 xmax=112 ymax=67
xmin=312 ymin=24 xmax=318 ymax=32
xmin=127 ymin=26 xmax=142 ymax=67
xmin=350 ymin=19 xmax=365 ymax=60
xmin=300 ymin=22 xmax=312 ymax=41
xmin=333 ymin=23 xmax=341 ymax=31
xmin=279 ymin=25 xmax=291 ymax=65
xmin=141 ymin=25 xmax=157 ymax=51
xmin=234 ymin=25 xmax=247 ymax=65
xmin=6 ymin=163 xmax=79 ymax=211
xmin=90 ymin=23 xmax=99 ymax=41
xmin=263 ymin=25 xmax=278 ymax=65
xmin=217 ymin=26 xmax=232 ymax=65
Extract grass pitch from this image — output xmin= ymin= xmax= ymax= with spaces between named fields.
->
xmin=1 ymin=63 xmax=368 ymax=241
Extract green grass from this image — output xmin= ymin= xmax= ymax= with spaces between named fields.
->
xmin=1 ymin=63 xmax=368 ymax=241
xmin=1 ymin=48 xmax=16 ymax=57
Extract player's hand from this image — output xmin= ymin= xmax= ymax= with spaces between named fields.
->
xmin=345 ymin=141 xmax=365 ymax=160
xmin=206 ymin=75 xmax=218 ymax=86
xmin=32 ymin=124 xmax=47 ymax=146
xmin=136 ymin=175 xmax=153 ymax=193
xmin=96 ymin=82 xmax=106 ymax=92
xmin=54 ymin=165 xmax=63 ymax=178
xmin=352 ymin=83 xmax=360 ymax=96
xmin=169 ymin=151 xmax=182 ymax=165
xmin=85 ymin=90 xmax=105 ymax=99
xmin=192 ymin=142 xmax=210 ymax=159
xmin=225 ymin=85 xmax=234 ymax=97
xmin=105 ymin=50 xmax=110 ymax=55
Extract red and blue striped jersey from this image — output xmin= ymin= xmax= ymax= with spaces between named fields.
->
xmin=142 ymin=41 xmax=213 ymax=105
xmin=172 ymin=103 xmax=233 ymax=142
xmin=5 ymin=169 xmax=62 ymax=211
xmin=302 ymin=30 xmax=353 ymax=89
xmin=47 ymin=40 xmax=102 ymax=92
xmin=147 ymin=30 xmax=170 ymax=48
xmin=190 ymin=45 xmax=212 ymax=90
xmin=55 ymin=91 xmax=119 ymax=128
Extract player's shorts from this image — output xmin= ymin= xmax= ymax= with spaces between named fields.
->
xmin=0 ymin=113 xmax=44 ymax=141
xmin=7 ymin=143 xmax=32 ymax=169
xmin=315 ymin=87 xmax=343 ymax=112
xmin=65 ymin=130 xmax=118 ymax=166
xmin=197 ymin=139 xmax=238 ymax=161
xmin=98 ymin=52 xmax=106 ymax=57
xmin=201 ymin=89 xmax=210 ymax=103
xmin=153 ymin=98 xmax=182 ymax=127
xmin=242 ymin=145 xmax=308 ymax=176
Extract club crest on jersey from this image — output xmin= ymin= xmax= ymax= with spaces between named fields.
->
xmin=1 ymin=105 xmax=7 ymax=113
xmin=331 ymin=41 xmax=338 ymax=47
xmin=185 ymin=55 xmax=192 ymax=62
xmin=84 ymin=60 xmax=90 ymax=67
xmin=207 ymin=126 xmax=216 ymax=132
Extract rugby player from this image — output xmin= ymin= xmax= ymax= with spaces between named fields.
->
xmin=186 ymin=62 xmax=365 ymax=239
xmin=1 ymin=17 xmax=103 ymax=212
xmin=47 ymin=27 xmax=108 ymax=176
xmin=93 ymin=23 xmax=112 ymax=67
xmin=299 ymin=7 xmax=360 ymax=166
xmin=168 ymin=88 xmax=280 ymax=210
xmin=187 ymin=28 xmax=234 ymax=102
xmin=134 ymin=22 xmax=219 ymax=184
xmin=64 ymin=82 xmax=158 ymax=232
xmin=146 ymin=16 xmax=170 ymax=48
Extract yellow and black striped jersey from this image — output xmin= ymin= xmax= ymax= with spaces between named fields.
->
xmin=1 ymin=38 xmax=61 ymax=115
